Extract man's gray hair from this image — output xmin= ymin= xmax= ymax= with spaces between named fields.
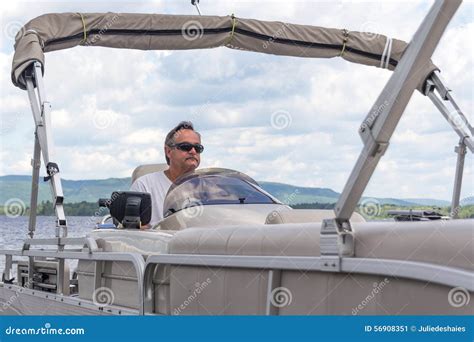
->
xmin=164 ymin=121 xmax=201 ymax=165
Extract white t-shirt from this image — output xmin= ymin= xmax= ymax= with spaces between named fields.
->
xmin=130 ymin=171 xmax=172 ymax=225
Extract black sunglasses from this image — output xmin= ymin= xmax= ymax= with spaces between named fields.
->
xmin=171 ymin=142 xmax=204 ymax=154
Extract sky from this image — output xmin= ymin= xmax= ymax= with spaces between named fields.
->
xmin=0 ymin=0 xmax=472 ymax=201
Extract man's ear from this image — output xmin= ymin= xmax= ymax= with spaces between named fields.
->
xmin=165 ymin=145 xmax=171 ymax=158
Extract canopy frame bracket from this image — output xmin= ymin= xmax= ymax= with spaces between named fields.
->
xmin=191 ymin=0 xmax=202 ymax=15
xmin=320 ymin=219 xmax=354 ymax=271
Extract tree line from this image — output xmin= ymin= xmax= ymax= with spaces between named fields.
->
xmin=0 ymin=200 xmax=473 ymax=219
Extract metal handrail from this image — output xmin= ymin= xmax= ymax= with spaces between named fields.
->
xmin=22 ymin=237 xmax=99 ymax=252
xmin=3 ymin=248 xmax=471 ymax=315
xmin=1 ymin=249 xmax=146 ymax=314
xmin=143 ymin=253 xmax=474 ymax=315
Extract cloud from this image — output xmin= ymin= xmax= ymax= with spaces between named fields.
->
xmin=0 ymin=0 xmax=472 ymax=201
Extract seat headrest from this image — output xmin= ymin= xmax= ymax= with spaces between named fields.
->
xmin=265 ymin=209 xmax=366 ymax=224
xmin=131 ymin=163 xmax=168 ymax=184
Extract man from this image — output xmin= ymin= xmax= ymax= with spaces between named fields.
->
xmin=130 ymin=121 xmax=203 ymax=225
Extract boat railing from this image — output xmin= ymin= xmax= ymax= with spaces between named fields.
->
xmin=0 ymin=246 xmax=146 ymax=315
xmin=143 ymin=253 xmax=474 ymax=315
xmin=1 ymin=244 xmax=472 ymax=315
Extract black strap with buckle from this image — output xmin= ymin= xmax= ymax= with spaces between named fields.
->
xmin=44 ymin=162 xmax=59 ymax=181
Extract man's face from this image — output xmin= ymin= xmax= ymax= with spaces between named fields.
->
xmin=165 ymin=129 xmax=201 ymax=173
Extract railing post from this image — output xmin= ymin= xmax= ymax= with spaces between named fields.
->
xmin=451 ymin=138 xmax=467 ymax=218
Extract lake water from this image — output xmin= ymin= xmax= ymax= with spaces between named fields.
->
xmin=0 ymin=214 xmax=394 ymax=279
xmin=0 ymin=216 xmax=97 ymax=278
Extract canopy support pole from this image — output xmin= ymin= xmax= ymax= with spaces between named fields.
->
xmin=424 ymin=71 xmax=473 ymax=219
xmin=425 ymin=71 xmax=474 ymax=152
xmin=25 ymin=62 xmax=68 ymax=240
xmin=27 ymin=134 xmax=41 ymax=239
xmin=450 ymin=138 xmax=467 ymax=218
xmin=319 ymin=0 xmax=461 ymax=270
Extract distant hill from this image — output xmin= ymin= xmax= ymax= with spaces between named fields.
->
xmin=259 ymin=181 xmax=340 ymax=205
xmin=0 ymin=175 xmax=131 ymax=204
xmin=258 ymin=182 xmax=434 ymax=206
xmin=0 ymin=175 xmax=466 ymax=208
xmin=401 ymin=198 xmax=451 ymax=207
xmin=460 ymin=196 xmax=474 ymax=206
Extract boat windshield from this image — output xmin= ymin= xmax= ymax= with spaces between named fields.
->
xmin=163 ymin=169 xmax=279 ymax=217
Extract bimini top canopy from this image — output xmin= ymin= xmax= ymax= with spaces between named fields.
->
xmin=12 ymin=12 xmax=437 ymax=90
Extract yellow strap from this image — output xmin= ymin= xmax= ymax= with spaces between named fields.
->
xmin=339 ymin=29 xmax=349 ymax=57
xmin=226 ymin=14 xmax=237 ymax=45
xmin=77 ymin=13 xmax=87 ymax=44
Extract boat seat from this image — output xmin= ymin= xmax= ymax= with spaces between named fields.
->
xmin=166 ymin=219 xmax=473 ymax=315
xmin=131 ymin=163 xmax=168 ymax=184
xmin=77 ymin=229 xmax=175 ymax=311
xmin=265 ymin=209 xmax=365 ymax=224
